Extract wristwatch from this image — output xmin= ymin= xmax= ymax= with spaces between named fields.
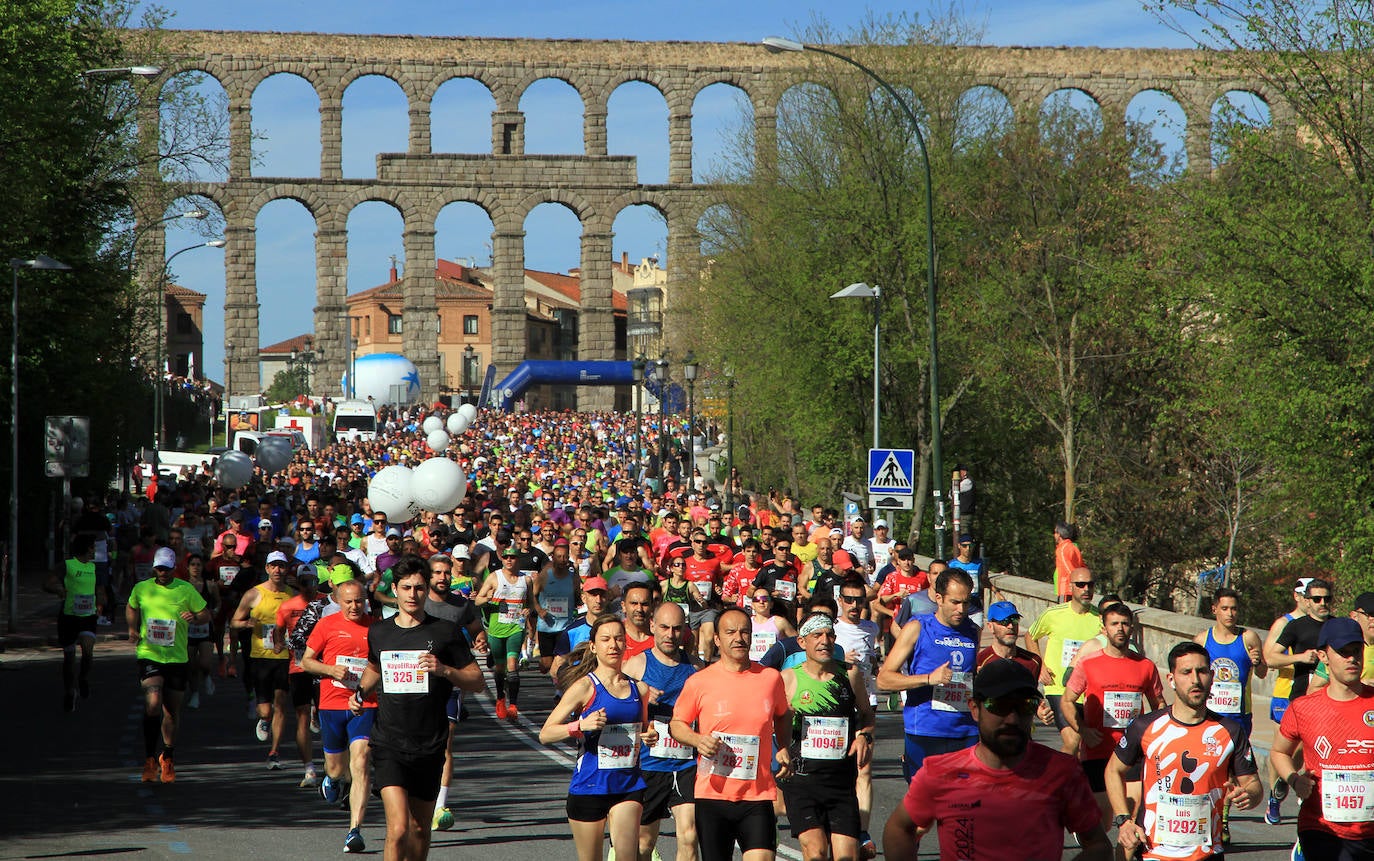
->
xmin=1111 ymin=813 xmax=1131 ymax=829
xmin=856 ymin=730 xmax=874 ymax=741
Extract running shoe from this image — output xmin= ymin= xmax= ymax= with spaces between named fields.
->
xmin=320 ymin=774 xmax=341 ymax=805
xmin=97 ymin=615 xmax=112 ymax=626
xmin=1265 ymin=795 xmax=1282 ymax=825
xmin=202 ymin=675 xmax=215 ymax=697
xmin=159 ymin=753 xmax=176 ymax=784
xmin=267 ymin=752 xmax=282 ymax=770
xmin=186 ymin=691 xmax=200 ymax=710
xmin=432 ymin=806 xmax=454 ymax=831
xmin=495 ymin=698 xmax=508 ymax=720
xmin=301 ymin=765 xmax=318 ymax=788
xmin=142 ymin=757 xmax=159 ymax=783
xmin=506 ymin=703 xmax=520 ymax=722
xmin=255 ymin=718 xmax=270 ymax=742
xmin=79 ymin=676 xmax=91 ymax=698
xmin=344 ymin=827 xmax=365 ymax=854
xmin=860 ymin=831 xmax=877 ymax=860
xmin=1291 ymin=839 xmax=1305 ymax=861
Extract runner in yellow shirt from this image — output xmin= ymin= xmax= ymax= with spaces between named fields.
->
xmin=1025 ymin=566 xmax=1102 ymax=756
xmin=231 ymin=550 xmax=296 ymax=769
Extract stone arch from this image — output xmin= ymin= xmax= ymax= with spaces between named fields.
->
xmin=1210 ymin=87 xmax=1273 ymax=168
xmin=425 ymin=191 xmax=502 ymax=231
xmin=341 ymin=74 xmax=411 ymax=178
xmin=607 ymin=79 xmax=670 ymax=184
xmin=346 ymin=198 xmax=407 ymax=294
xmin=250 ymin=71 xmax=322 ymax=178
xmin=431 ymin=76 xmax=497 ymax=154
xmin=692 ymin=81 xmax=754 ymax=183
xmin=158 ymin=69 xmax=231 ymax=184
xmin=243 ymin=183 xmax=333 ymax=223
xmin=518 ymin=76 xmax=587 ymax=155
xmin=513 ymin=188 xmax=595 ymax=227
xmin=336 ymin=66 xmax=420 ymax=106
xmin=254 ymin=197 xmax=318 ymax=353
xmin=1127 ymin=88 xmax=1189 ymax=177
xmin=954 ymin=84 xmax=1016 ymax=149
xmin=1041 ymin=86 xmax=1105 ymax=135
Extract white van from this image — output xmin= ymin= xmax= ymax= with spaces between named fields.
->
xmin=332 ymin=399 xmax=378 ymax=442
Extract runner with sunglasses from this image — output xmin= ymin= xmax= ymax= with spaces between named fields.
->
xmin=884 ymin=659 xmax=1110 ymax=859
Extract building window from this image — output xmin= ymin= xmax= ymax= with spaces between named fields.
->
xmin=435 ymin=314 xmax=442 ymax=335
xmin=463 ymin=353 xmax=481 ymax=387
xmin=387 ymin=314 xmax=402 ymax=335
xmin=463 ymin=314 xmax=479 ymax=335
xmin=175 ymin=312 xmax=194 ymax=334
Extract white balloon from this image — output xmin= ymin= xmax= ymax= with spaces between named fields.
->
xmin=457 ymin=403 xmax=477 ymax=424
xmin=411 ymin=457 xmax=468 ymax=513
xmin=368 ymin=464 xmax=418 ymax=522
xmin=422 ymin=415 xmax=444 ymax=434
xmin=446 ymin=412 xmax=471 ymax=435
xmin=426 ymin=429 xmax=450 ymax=453
xmin=255 ymin=435 xmax=293 ymax=474
xmin=214 ymin=450 xmax=254 ymax=488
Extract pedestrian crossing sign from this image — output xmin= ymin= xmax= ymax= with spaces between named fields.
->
xmin=868 ymin=448 xmax=915 ymax=496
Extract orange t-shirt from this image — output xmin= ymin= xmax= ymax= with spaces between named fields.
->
xmin=673 ymin=662 xmax=789 ymax=802
xmin=1055 ymin=539 xmax=1084 ymax=595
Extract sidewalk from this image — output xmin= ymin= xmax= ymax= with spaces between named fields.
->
xmin=1 ymin=564 xmax=129 ymax=653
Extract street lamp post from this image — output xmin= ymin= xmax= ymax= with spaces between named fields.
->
xmin=631 ymin=356 xmax=646 ymax=487
xmin=724 ymin=369 xmax=736 ymax=516
xmin=682 ymin=351 xmax=699 ymax=491
xmin=224 ymin=341 xmax=234 ymax=446
xmin=831 ymin=283 xmax=882 ymax=451
xmin=154 ymin=240 xmax=224 ymax=478
xmin=463 ymin=344 xmax=475 ymax=405
xmin=762 ymin=36 xmax=946 ymax=557
xmin=8 ymin=255 xmax=72 ymax=633
xmin=286 ymin=336 xmax=323 ymax=398
xmin=654 ymin=356 xmax=670 ymax=481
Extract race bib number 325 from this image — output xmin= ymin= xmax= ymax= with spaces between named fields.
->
xmin=380 ymin=650 xmax=429 ymax=694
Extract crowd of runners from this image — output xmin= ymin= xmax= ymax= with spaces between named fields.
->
xmin=45 ymin=406 xmax=1374 ymax=860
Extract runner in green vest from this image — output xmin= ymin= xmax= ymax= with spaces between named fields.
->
xmin=44 ymin=535 xmax=100 ymax=712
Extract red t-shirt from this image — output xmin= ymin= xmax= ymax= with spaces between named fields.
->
xmin=1279 ymin=684 xmax=1374 ymax=841
xmin=305 ymin=612 xmax=376 ymax=711
xmin=904 ymin=742 xmax=1099 ymax=860
xmin=684 ymin=554 xmax=727 ymax=603
xmin=275 ymin=594 xmax=313 ymax=674
xmin=722 ymin=563 xmax=761 ymax=607
xmin=1065 ymin=650 xmax=1163 ymax=760
xmin=879 ymin=570 xmax=929 ymax=604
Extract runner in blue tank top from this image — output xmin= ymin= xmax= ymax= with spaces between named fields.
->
xmin=623 ymin=602 xmax=702 ymax=861
xmin=877 ymin=565 xmax=981 ymax=781
xmin=541 ymin=615 xmax=656 ymax=861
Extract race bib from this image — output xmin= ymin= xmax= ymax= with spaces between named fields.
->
xmin=774 ymin=579 xmax=797 ymax=601
xmin=932 ymin=670 xmax=973 ymax=712
xmin=693 ymin=581 xmax=712 ymax=598
xmin=1102 ymin=691 xmax=1142 ymax=728
xmin=147 ymin=617 xmax=176 ymax=646
xmin=544 ymin=596 xmax=570 ymax=619
xmin=1152 ymin=792 xmax=1210 ymax=848
xmin=188 ymin=621 xmax=211 ymax=639
xmin=1207 ymin=680 xmax=1243 ymax=714
xmin=1060 ymin=638 xmax=1086 ymax=667
xmin=800 ymin=716 xmax=849 ymax=761
xmin=380 ymin=650 xmax=429 ymax=694
xmin=597 ymin=722 xmax=640 ymax=769
xmin=333 ymin=655 xmax=368 ymax=690
xmin=648 ymin=719 xmax=693 ymax=760
xmin=71 ymin=594 xmax=96 ymax=615
xmin=260 ymin=623 xmax=278 ymax=652
xmin=706 ymin=732 xmax=760 ymax=780
xmin=1321 ymin=768 xmax=1374 ymax=823
xmin=218 ymin=565 xmax=240 ymax=586
xmin=498 ymin=600 xmax=523 ymax=625
xmin=676 ymin=602 xmax=689 ymax=614
xmin=749 ymin=631 xmax=777 ymax=662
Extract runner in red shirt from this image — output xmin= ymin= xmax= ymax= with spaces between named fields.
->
xmin=874 ymin=550 xmax=928 ymax=639
xmin=683 ymin=529 xmax=730 ymax=662
xmin=885 ymin=659 xmax=1110 ymax=860
xmin=1063 ymin=603 xmax=1165 ymax=826
xmin=1272 ymin=617 xmax=1374 ymax=859
xmin=275 ymin=567 xmax=323 ymax=789
xmin=722 ymin=540 xmax=765 ymax=608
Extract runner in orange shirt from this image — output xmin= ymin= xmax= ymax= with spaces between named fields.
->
xmin=1053 ymin=521 xmax=1083 ymax=602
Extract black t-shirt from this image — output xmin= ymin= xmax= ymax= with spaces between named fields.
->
xmin=424 ymin=592 xmax=479 ymax=631
xmin=367 ymin=614 xmax=475 ymax=756
xmin=807 ymin=563 xmax=846 ymax=604
xmin=754 ymin=561 xmax=800 ymax=614
xmin=1276 ymin=614 xmax=1324 ymax=698
xmin=516 ymin=547 xmax=550 ymax=577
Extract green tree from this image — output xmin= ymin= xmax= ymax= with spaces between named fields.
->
xmin=264 ymin=369 xmax=307 ymax=404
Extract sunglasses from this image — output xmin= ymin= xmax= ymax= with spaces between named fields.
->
xmin=981 ymin=697 xmax=1040 ymax=717
xmin=1073 ymin=581 xmax=1094 ymax=589
xmin=752 ymin=597 xmax=770 ymax=603
xmin=1308 ymin=594 xmax=1330 ymax=603
xmin=840 ymin=595 xmax=866 ymax=604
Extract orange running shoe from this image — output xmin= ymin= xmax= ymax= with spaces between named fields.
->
xmin=495 ymin=698 xmax=508 ymax=719
xmin=159 ymin=753 xmax=176 ymax=784
xmin=142 ymin=757 xmax=158 ymax=783
xmin=506 ymin=703 xmax=520 ymax=721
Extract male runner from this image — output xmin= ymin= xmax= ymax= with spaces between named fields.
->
xmin=276 ymin=568 xmax=325 ymax=787
xmin=621 ymin=581 xmax=657 ymax=658
xmin=231 ymin=549 xmax=296 ymax=767
xmin=1272 ymin=617 xmax=1374 ymax=859
xmin=1108 ymin=641 xmax=1261 ymax=861
xmin=46 ymin=534 xmax=99 ymax=711
xmin=127 ymin=546 xmax=210 ymax=783
xmin=301 ymin=579 xmax=375 ymax=853
xmin=877 ymin=568 xmax=980 ymax=782
xmin=671 ymin=606 xmax=794 ymax=861
xmin=532 ymin=538 xmax=580 ymax=674
xmin=885 ymin=659 xmax=1110 ymax=859
xmin=1026 ymin=566 xmax=1103 ymax=755
xmin=833 ymin=576 xmax=880 ymax=857
xmin=351 ymin=555 xmax=484 ymax=861
xmin=625 ymin=602 xmax=700 ymax=861
xmin=1063 ymin=603 xmax=1166 ymax=826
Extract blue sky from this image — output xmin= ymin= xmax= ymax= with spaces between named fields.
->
xmin=137 ymin=1 xmax=1195 ymax=387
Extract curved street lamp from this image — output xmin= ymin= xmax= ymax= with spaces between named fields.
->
xmin=154 ymin=240 xmax=225 ymax=478
xmin=682 ymin=351 xmax=699 ymax=489
xmin=762 ymin=36 xmax=946 ymax=557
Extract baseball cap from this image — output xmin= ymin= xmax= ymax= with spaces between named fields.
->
xmin=266 ymin=550 xmax=289 ymax=566
xmin=986 ymin=601 xmax=1021 ymax=623
xmin=386 ymin=527 xmax=401 ymax=538
xmin=972 ymin=659 xmax=1041 ymax=700
xmin=829 ymin=528 xmax=843 ymax=537
xmin=452 ymin=545 xmax=471 ymax=560
xmin=554 ymin=538 xmax=570 ymax=547
xmin=874 ymin=519 xmax=889 ymax=529
xmin=295 ymin=566 xmax=318 ymax=588
xmin=257 ymin=521 xmax=273 ymax=531
xmin=1295 ymin=577 xmax=1314 ymax=594
xmin=349 ymin=514 xmax=365 ymax=525
xmin=501 ymin=547 xmax=520 ymax=558
xmin=852 ymin=515 xmax=865 ymax=523
xmin=958 ymin=533 xmax=974 ymax=545
xmin=1318 ymin=617 xmax=1365 ymax=650
xmin=152 ymin=547 xmax=177 ymax=569
xmin=1353 ymin=592 xmax=1374 ymax=616
xmin=582 ymin=576 xmax=610 ymax=593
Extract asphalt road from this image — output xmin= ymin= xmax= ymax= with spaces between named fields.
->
xmin=0 ymin=642 xmax=1307 ymax=860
